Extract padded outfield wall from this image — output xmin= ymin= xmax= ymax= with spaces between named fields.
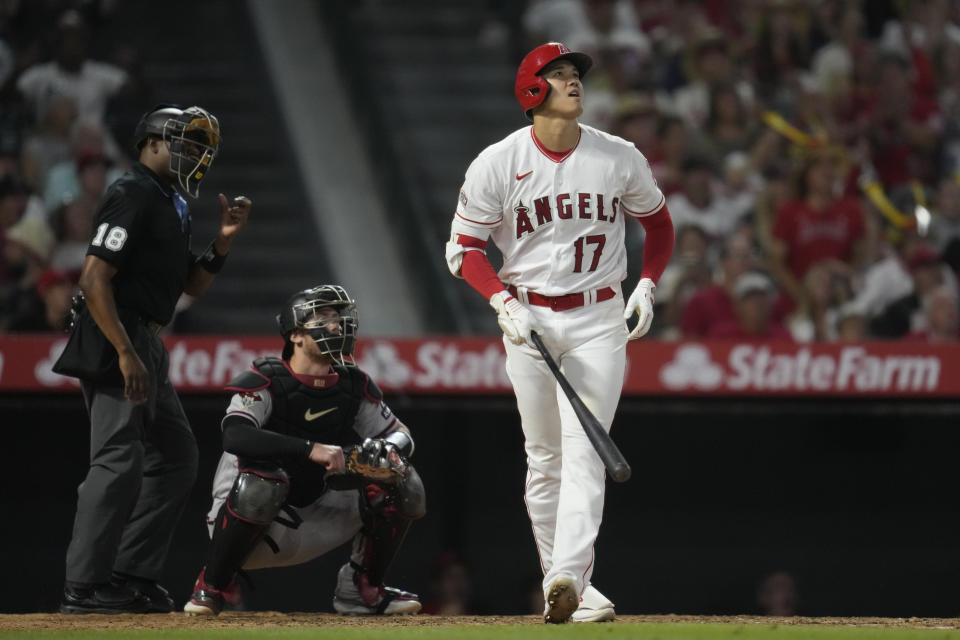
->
xmin=2 ymin=336 xmax=959 ymax=616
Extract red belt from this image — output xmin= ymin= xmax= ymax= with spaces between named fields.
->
xmin=506 ymin=285 xmax=616 ymax=311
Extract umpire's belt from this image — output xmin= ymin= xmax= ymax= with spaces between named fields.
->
xmin=142 ymin=318 xmax=163 ymax=335
xmin=506 ymin=285 xmax=616 ymax=311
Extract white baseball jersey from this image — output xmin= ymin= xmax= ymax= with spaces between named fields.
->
xmin=446 ymin=124 xmax=664 ymax=295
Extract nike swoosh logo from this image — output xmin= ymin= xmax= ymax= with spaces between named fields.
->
xmin=516 ymin=170 xmax=533 ymax=181
xmin=304 ymin=407 xmax=337 ymax=421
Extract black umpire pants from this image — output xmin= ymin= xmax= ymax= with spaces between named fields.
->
xmin=65 ymin=328 xmax=198 ymax=585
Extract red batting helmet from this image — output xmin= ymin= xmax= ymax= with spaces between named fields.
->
xmin=515 ymin=42 xmax=593 ymax=119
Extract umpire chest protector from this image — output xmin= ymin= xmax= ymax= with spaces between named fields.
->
xmin=249 ymin=356 xmax=366 ymax=446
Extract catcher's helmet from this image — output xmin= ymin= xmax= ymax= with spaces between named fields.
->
xmin=278 ymin=285 xmax=358 ymax=366
xmin=515 ymin=42 xmax=592 ymax=119
xmin=133 ymin=104 xmax=221 ymax=199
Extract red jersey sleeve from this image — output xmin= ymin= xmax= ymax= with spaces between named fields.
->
xmin=638 ymin=204 xmax=675 ymax=284
xmin=460 ymin=241 xmax=507 ymax=300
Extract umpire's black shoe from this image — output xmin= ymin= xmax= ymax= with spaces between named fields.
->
xmin=110 ymin=572 xmax=175 ymax=613
xmin=60 ymin=582 xmax=150 ymax=614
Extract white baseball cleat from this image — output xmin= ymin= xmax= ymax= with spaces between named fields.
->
xmin=543 ymin=576 xmax=579 ymax=624
xmin=571 ymin=584 xmax=616 ymax=622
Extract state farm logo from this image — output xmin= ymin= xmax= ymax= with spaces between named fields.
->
xmin=357 ymin=342 xmax=413 ymax=386
xmin=167 ymin=340 xmax=279 ymax=387
xmin=661 ymin=345 xmax=723 ymax=390
xmin=660 ymin=344 xmax=941 ymax=393
xmin=357 ymin=340 xmax=510 ymax=390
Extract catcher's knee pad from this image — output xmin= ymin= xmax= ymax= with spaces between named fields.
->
xmin=227 ymin=462 xmax=290 ymax=525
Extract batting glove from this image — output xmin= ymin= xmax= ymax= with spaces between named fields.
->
xmin=624 ymin=278 xmax=656 ymax=340
xmin=490 ymin=290 xmax=541 ymax=345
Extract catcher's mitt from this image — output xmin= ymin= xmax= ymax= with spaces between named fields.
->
xmin=326 ymin=438 xmax=407 ymax=490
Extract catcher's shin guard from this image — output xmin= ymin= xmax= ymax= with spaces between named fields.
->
xmin=203 ymin=463 xmax=289 ymax=588
xmin=352 ymin=465 xmax=425 ymax=585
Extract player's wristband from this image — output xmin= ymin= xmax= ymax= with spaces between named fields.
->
xmin=384 ymin=430 xmax=414 ymax=457
xmin=197 ymin=241 xmax=228 ymax=274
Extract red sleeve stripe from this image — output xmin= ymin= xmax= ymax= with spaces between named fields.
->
xmin=621 ymin=194 xmax=665 ymax=218
xmin=225 ymin=382 xmax=269 ymax=393
xmin=457 ymin=234 xmax=487 ymax=249
xmin=456 ymin=211 xmax=502 ymax=226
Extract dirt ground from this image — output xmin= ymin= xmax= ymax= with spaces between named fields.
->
xmin=2 ymin=613 xmax=960 ymax=631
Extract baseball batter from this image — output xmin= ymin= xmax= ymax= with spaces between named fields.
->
xmin=445 ymin=43 xmax=674 ymax=623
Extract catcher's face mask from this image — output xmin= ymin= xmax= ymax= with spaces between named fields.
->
xmin=163 ymin=106 xmax=221 ymax=198
xmin=290 ymin=287 xmax=358 ymax=366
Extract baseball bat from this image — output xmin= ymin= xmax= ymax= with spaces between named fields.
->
xmin=529 ymin=331 xmax=631 ymax=483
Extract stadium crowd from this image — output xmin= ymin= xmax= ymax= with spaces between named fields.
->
xmin=0 ymin=2 xmax=147 ymax=334
xmin=1 ymin=0 xmax=959 ymax=344
xmin=511 ymin=0 xmax=960 ymax=342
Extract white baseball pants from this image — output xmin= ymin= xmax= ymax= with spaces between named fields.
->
xmin=503 ymin=292 xmax=627 ymax=596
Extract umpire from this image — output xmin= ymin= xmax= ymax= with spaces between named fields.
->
xmin=55 ymin=104 xmax=251 ymax=614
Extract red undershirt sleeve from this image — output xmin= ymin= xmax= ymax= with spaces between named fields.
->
xmin=460 ymin=240 xmax=506 ymax=301
xmin=637 ymin=203 xmax=675 ymax=284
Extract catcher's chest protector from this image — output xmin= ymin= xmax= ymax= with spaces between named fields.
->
xmin=252 ymin=357 xmax=364 ymax=447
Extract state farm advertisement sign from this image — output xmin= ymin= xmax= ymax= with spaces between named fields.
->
xmin=648 ymin=342 xmax=944 ymax=395
xmin=0 ymin=335 xmax=957 ymax=397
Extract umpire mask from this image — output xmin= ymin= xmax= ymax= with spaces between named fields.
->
xmin=163 ymin=106 xmax=221 ymax=198
xmin=278 ymin=285 xmax=358 ymax=366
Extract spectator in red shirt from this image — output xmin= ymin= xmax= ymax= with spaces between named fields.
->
xmin=751 ymin=1 xmax=811 ymax=102
xmin=5 ymin=267 xmax=77 ymax=332
xmin=708 ymin=271 xmax=793 ymax=340
xmin=648 ymin=115 xmax=690 ymax=197
xmin=771 ymin=149 xmax=865 ymax=305
xmin=861 ymin=52 xmax=942 ymax=189
xmin=680 ymin=231 xmax=757 ymax=338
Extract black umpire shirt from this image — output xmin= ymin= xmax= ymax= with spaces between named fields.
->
xmin=86 ymin=162 xmax=199 ymax=326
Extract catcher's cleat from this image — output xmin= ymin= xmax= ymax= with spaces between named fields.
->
xmin=183 ymin=570 xmax=225 ymax=616
xmin=110 ymin=572 xmax=175 ymax=613
xmin=544 ymin=576 xmax=579 ymax=624
xmin=60 ymin=582 xmax=149 ymax=614
xmin=332 ymin=563 xmax=421 ymax=615
xmin=571 ymin=584 xmax=615 ymax=623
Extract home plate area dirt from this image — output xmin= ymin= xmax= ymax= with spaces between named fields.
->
xmin=3 ymin=613 xmax=960 ymax=631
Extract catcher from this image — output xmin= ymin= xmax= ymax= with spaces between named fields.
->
xmin=184 ymin=285 xmax=425 ymax=616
